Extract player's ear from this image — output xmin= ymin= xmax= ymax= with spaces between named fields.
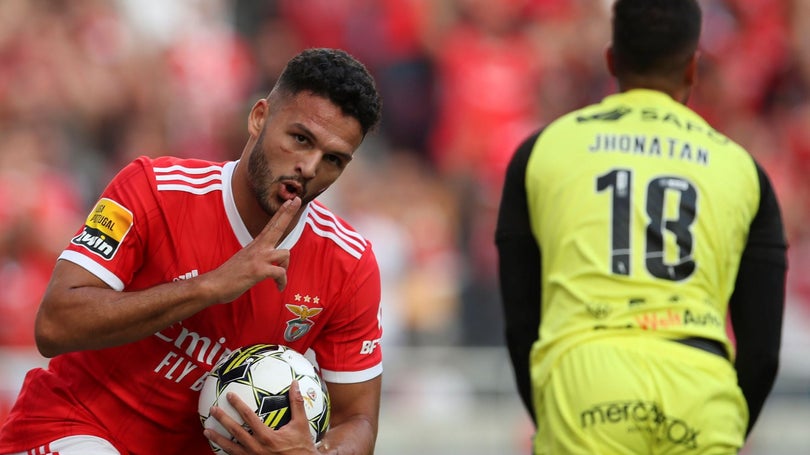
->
xmin=248 ymin=98 xmax=268 ymax=137
xmin=684 ymin=51 xmax=700 ymax=87
xmin=605 ymin=44 xmax=617 ymax=77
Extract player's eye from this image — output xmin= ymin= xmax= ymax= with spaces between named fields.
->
xmin=324 ymin=154 xmax=345 ymax=168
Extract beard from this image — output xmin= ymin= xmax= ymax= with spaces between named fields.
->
xmin=246 ymin=129 xmax=279 ymax=216
xmin=246 ymin=128 xmax=311 ymax=216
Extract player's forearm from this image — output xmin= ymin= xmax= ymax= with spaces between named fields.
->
xmin=731 ymin=270 xmax=784 ymax=436
xmin=728 ymin=248 xmax=786 ymax=436
xmin=505 ymin=325 xmax=538 ymax=422
xmin=496 ymin=237 xmax=541 ymax=423
xmin=318 ymin=415 xmax=377 ymax=455
xmin=35 ymin=274 xmax=221 ymax=357
xmin=735 ymin=347 xmax=780 ymax=436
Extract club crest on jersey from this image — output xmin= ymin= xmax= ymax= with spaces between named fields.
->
xmin=71 ymin=198 xmax=133 ymax=260
xmin=284 ymin=303 xmax=323 ymax=342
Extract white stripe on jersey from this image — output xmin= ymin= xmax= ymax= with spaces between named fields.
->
xmin=153 ymin=164 xmax=223 ymax=174
xmin=156 ymin=183 xmax=223 ymax=194
xmin=59 ymin=250 xmax=125 ymax=291
xmin=319 ymin=363 xmax=383 ymax=383
xmin=155 ymin=173 xmax=222 ymax=185
xmin=306 ymin=210 xmax=366 ymax=259
xmin=308 ymin=211 xmax=366 ymax=253
xmin=309 ymin=203 xmax=367 ymax=247
xmin=154 ymin=164 xmax=223 ymax=194
xmin=305 ymin=218 xmax=364 ymax=259
xmin=16 ymin=435 xmax=122 ymax=455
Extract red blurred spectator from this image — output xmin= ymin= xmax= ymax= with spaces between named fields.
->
xmin=692 ymin=0 xmax=790 ymax=121
xmin=277 ymin=0 xmax=356 ymax=50
xmin=163 ymin=15 xmax=256 ymax=161
xmin=0 ymin=125 xmax=83 ymax=346
xmin=429 ymin=0 xmax=543 ymax=191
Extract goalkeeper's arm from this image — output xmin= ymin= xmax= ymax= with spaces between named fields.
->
xmin=729 ymin=162 xmax=787 ymax=438
xmin=495 ymin=131 xmax=543 ymax=424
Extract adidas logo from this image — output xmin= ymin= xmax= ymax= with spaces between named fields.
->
xmin=173 ymin=269 xmax=199 ymax=281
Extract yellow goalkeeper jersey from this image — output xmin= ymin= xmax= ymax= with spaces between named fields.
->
xmin=525 ymin=89 xmax=760 ymax=384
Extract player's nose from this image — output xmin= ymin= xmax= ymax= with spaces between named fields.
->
xmin=296 ymin=152 xmax=319 ymax=179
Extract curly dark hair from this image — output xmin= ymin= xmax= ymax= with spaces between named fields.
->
xmin=273 ymin=48 xmax=382 ymax=136
xmin=611 ymin=0 xmax=702 ymax=77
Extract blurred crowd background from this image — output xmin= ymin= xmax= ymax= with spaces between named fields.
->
xmin=1 ymin=0 xmax=809 ymax=453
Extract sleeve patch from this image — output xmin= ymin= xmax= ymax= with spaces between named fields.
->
xmin=71 ymin=197 xmax=134 ymax=260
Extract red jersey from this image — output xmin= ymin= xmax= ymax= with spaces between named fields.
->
xmin=0 ymin=157 xmax=383 ymax=455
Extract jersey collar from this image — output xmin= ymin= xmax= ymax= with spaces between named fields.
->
xmin=221 ymin=160 xmax=309 ymax=248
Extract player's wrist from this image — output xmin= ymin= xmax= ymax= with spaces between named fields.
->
xmin=181 ymin=271 xmax=227 ymax=306
xmin=316 ymin=439 xmax=330 ymax=454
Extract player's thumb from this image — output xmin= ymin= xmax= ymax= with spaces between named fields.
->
xmin=289 ymin=379 xmax=307 ymax=417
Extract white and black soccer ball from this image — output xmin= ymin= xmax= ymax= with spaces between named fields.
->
xmin=198 ymin=344 xmax=330 ymax=452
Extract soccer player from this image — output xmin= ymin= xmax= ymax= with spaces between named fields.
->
xmin=495 ymin=0 xmax=787 ymax=453
xmin=0 ymin=48 xmax=383 ymax=455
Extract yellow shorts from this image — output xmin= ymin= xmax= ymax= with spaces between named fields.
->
xmin=533 ymin=336 xmax=747 ymax=455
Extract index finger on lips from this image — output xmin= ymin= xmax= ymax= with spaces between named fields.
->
xmin=259 ymin=197 xmax=302 ymax=245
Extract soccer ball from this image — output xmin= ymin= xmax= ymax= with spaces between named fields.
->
xmin=198 ymin=344 xmax=330 ymax=452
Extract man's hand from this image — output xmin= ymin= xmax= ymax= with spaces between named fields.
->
xmin=205 ymin=197 xmax=302 ymax=303
xmin=204 ymin=380 xmax=318 ymax=455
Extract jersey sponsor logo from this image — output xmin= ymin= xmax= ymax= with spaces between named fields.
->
xmin=640 ymin=107 xmax=730 ymax=145
xmin=71 ymin=198 xmax=133 ymax=260
xmin=682 ymin=309 xmax=723 ymax=327
xmin=580 ymin=400 xmax=700 ymax=449
xmin=360 ymin=338 xmax=381 ymax=355
xmin=593 ymin=308 xmax=723 ymax=332
xmin=284 ymin=301 xmax=323 ymax=342
xmin=635 ymin=309 xmax=723 ymax=331
xmin=585 ymin=302 xmax=612 ymax=319
xmin=576 ymin=106 xmax=632 ymax=122
xmin=154 ymin=325 xmax=232 ymax=391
